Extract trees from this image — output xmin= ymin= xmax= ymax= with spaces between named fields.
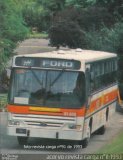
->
xmin=48 ymin=0 xmax=123 ymax=51
xmin=48 ymin=3 xmax=114 ymax=49
xmin=0 ymin=0 xmax=28 ymax=73
xmin=85 ymin=23 xmax=123 ymax=53
xmin=66 ymin=0 xmax=97 ymax=8
xmin=21 ymin=0 xmax=66 ymax=32
xmin=95 ymin=0 xmax=123 ymax=16
xmin=2 ymin=0 xmax=121 ymax=54
xmin=49 ymin=20 xmax=87 ymax=48
xmin=21 ymin=0 xmax=48 ymax=31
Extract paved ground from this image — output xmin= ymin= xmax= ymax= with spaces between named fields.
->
xmin=0 ymin=111 xmax=123 ymax=156
xmin=15 ymin=38 xmax=56 ymax=55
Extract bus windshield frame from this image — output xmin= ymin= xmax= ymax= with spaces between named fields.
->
xmin=8 ymin=68 xmax=86 ymax=109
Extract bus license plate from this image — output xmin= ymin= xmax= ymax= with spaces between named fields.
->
xmin=16 ymin=128 xmax=27 ymax=134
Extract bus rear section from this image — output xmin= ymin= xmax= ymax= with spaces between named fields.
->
xmin=7 ymin=49 xmax=118 ymax=148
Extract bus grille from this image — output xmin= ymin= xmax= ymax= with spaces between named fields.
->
xmin=12 ymin=114 xmax=76 ymax=128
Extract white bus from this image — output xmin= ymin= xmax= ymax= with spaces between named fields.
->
xmin=7 ymin=49 xmax=118 ymax=148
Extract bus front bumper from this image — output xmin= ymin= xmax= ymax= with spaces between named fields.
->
xmin=7 ymin=126 xmax=83 ymax=141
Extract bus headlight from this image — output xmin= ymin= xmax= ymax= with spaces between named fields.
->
xmin=68 ymin=124 xmax=82 ymax=130
xmin=8 ymin=120 xmax=20 ymax=126
xmin=68 ymin=124 xmax=76 ymax=129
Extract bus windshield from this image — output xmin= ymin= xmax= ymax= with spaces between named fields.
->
xmin=9 ymin=69 xmax=86 ymax=108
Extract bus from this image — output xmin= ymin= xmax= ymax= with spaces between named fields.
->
xmin=7 ymin=49 xmax=118 ymax=148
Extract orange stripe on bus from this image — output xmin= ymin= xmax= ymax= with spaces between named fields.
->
xmin=7 ymin=105 xmax=29 ymax=114
xmin=7 ymin=105 xmax=86 ymax=117
xmin=61 ymin=108 xmax=86 ymax=116
xmin=103 ymin=89 xmax=117 ymax=105
xmin=86 ymin=89 xmax=117 ymax=115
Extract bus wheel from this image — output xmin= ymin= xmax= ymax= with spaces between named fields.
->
xmin=17 ymin=136 xmax=28 ymax=145
xmin=79 ymin=126 xmax=91 ymax=148
xmin=97 ymin=125 xmax=106 ymax=135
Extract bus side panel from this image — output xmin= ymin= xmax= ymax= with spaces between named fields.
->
xmin=82 ymin=84 xmax=117 ymax=139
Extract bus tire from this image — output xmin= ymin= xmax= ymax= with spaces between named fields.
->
xmin=17 ymin=136 xmax=28 ymax=145
xmin=97 ymin=125 xmax=106 ymax=135
xmin=79 ymin=126 xmax=91 ymax=148
xmin=81 ymin=138 xmax=89 ymax=148
xmin=116 ymin=103 xmax=123 ymax=113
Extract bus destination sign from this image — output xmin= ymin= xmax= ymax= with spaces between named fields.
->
xmin=15 ymin=57 xmax=81 ymax=70
xmin=41 ymin=59 xmax=74 ymax=69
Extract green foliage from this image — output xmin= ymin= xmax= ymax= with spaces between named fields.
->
xmin=66 ymin=0 xmax=96 ymax=8
xmin=78 ymin=7 xmax=115 ymax=31
xmin=97 ymin=130 xmax=123 ymax=153
xmin=27 ymin=32 xmax=48 ymax=39
xmin=0 ymin=38 xmax=15 ymax=73
xmin=48 ymin=5 xmax=114 ymax=49
xmin=21 ymin=0 xmax=66 ymax=31
xmin=0 ymin=94 xmax=7 ymax=110
xmin=39 ymin=0 xmax=66 ymax=12
xmin=85 ymin=23 xmax=123 ymax=54
xmin=0 ymin=0 xmax=28 ymax=73
xmin=95 ymin=0 xmax=123 ymax=18
xmin=49 ymin=21 xmax=87 ymax=48
xmin=22 ymin=3 xmax=45 ymax=31
xmin=103 ymin=23 xmax=123 ymax=54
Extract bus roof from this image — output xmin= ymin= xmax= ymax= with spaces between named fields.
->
xmin=14 ymin=49 xmax=117 ymax=63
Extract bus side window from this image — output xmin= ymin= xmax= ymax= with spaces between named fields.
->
xmin=90 ymin=65 xmax=95 ymax=92
xmin=90 ymin=59 xmax=117 ymax=93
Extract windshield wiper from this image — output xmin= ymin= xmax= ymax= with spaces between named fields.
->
xmin=50 ymin=69 xmax=65 ymax=87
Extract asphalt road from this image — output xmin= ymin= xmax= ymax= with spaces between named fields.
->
xmin=15 ymin=38 xmax=57 ymax=55
xmin=0 ymin=111 xmax=123 ymax=156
